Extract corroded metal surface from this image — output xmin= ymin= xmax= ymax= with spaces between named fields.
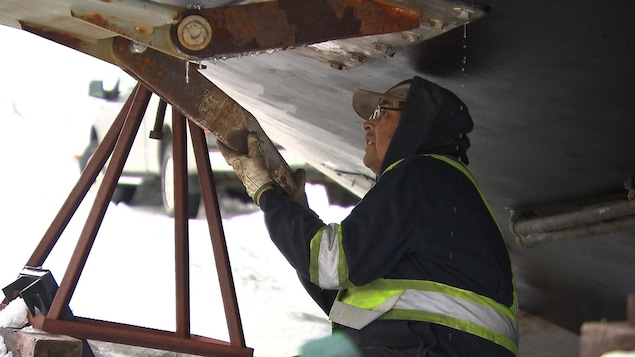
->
xmin=18 ymin=0 xmax=422 ymax=64
xmin=189 ymin=119 xmax=247 ymax=348
xmin=172 ymin=0 xmax=421 ymax=57
xmin=35 ymin=317 xmax=253 ymax=356
xmin=15 ymin=83 xmax=252 ymax=356
xmin=113 ymin=36 xmax=298 ymax=195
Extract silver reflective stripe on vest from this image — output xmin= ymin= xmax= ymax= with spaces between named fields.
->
xmin=316 ymin=223 xmax=341 ymax=289
xmin=395 ymin=289 xmax=518 ymax=344
xmin=330 ymin=292 xmax=404 ymax=330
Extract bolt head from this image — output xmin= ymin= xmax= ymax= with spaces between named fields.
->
xmin=177 ymin=15 xmax=212 ymax=51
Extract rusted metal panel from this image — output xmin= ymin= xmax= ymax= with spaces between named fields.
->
xmin=112 ymin=36 xmax=298 ymax=195
xmin=19 ymin=0 xmax=422 ymax=66
xmin=171 ymin=0 xmax=421 ymax=57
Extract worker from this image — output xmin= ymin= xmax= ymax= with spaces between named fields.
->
xmin=218 ymin=76 xmax=518 ymax=356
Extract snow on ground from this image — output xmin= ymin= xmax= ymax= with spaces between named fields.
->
xmin=0 ymin=25 xmax=354 ymax=356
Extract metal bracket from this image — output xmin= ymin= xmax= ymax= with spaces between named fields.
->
xmin=3 ymin=267 xmax=61 ymax=317
xmin=170 ymin=0 xmax=420 ymax=58
xmin=112 ymin=36 xmax=298 ymax=196
xmin=2 ymin=267 xmax=95 ymax=357
xmin=149 ymin=99 xmax=167 ymax=140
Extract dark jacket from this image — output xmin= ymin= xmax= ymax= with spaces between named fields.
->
xmin=260 ymin=77 xmax=515 ymax=355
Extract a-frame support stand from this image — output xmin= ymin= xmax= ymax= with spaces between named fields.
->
xmin=3 ymin=83 xmax=253 ymax=357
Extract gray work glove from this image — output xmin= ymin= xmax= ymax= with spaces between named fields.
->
xmin=289 ymin=168 xmax=308 ymax=208
xmin=217 ymin=133 xmax=273 ymax=205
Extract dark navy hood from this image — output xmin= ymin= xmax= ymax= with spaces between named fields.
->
xmin=380 ymin=76 xmax=474 ymax=175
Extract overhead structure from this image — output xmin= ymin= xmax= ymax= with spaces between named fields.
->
xmin=0 ymin=0 xmax=485 ymax=355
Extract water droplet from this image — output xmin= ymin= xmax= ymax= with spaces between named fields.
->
xmin=460 ymin=22 xmax=468 ymax=88
xmin=185 ymin=61 xmax=190 ymax=84
xmin=449 ymin=251 xmax=454 ymax=259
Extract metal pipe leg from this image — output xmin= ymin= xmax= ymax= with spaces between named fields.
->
xmin=26 ymin=88 xmax=137 ymax=267
xmin=47 ymin=84 xmax=152 ymax=320
xmin=189 ymin=120 xmax=247 ymax=348
xmin=172 ymin=109 xmax=191 ymax=338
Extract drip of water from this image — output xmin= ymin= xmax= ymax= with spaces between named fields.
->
xmin=460 ymin=22 xmax=469 ymax=89
xmin=185 ymin=60 xmax=190 ymax=84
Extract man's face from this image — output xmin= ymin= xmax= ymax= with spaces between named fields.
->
xmin=362 ymin=97 xmax=402 ymax=175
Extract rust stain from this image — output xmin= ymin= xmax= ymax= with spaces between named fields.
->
xmin=112 ymin=37 xmax=295 ymax=195
xmin=19 ymin=21 xmax=85 ymax=52
xmin=75 ymin=12 xmax=152 ymax=43
xmin=173 ymin=0 xmax=419 ymax=57
xmin=84 ymin=12 xmax=109 ymax=28
xmin=351 ymin=0 xmax=421 ymax=34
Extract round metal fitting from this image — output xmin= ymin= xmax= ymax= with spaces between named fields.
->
xmin=177 ymin=15 xmax=212 ymax=51
xmin=453 ymin=7 xmax=474 ymax=21
xmin=128 ymin=41 xmax=148 ymax=54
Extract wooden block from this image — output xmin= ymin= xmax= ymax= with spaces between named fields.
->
xmin=0 ymin=327 xmax=82 ymax=357
xmin=580 ymin=322 xmax=635 ymax=357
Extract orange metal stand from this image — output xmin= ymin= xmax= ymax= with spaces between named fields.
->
xmin=6 ymin=83 xmax=253 ymax=356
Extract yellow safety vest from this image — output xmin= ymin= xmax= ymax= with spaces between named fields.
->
xmin=329 ymin=155 xmax=518 ymax=355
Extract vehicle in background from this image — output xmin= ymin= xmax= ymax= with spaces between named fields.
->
xmin=79 ymin=72 xmax=358 ymax=218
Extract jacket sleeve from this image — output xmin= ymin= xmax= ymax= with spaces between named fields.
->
xmin=261 ymin=160 xmax=426 ymax=289
xmin=260 ymin=189 xmax=338 ymax=314
xmin=260 ymin=189 xmax=325 ymax=279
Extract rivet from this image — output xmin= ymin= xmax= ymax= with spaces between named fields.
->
xmin=373 ymin=43 xmax=392 ymax=54
xmin=453 ymin=7 xmax=474 ymax=20
xmin=427 ymin=19 xmax=445 ymax=30
xmin=351 ymin=53 xmax=367 ymax=63
xmin=128 ymin=41 xmax=147 ymax=54
xmin=401 ymin=33 xmax=419 ymax=43
xmin=329 ymin=62 xmax=345 ymax=70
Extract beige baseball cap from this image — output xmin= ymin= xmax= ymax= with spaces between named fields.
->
xmin=352 ymin=79 xmax=412 ymax=120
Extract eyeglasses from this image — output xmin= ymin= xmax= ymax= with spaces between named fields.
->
xmin=369 ymin=105 xmax=402 ymax=121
